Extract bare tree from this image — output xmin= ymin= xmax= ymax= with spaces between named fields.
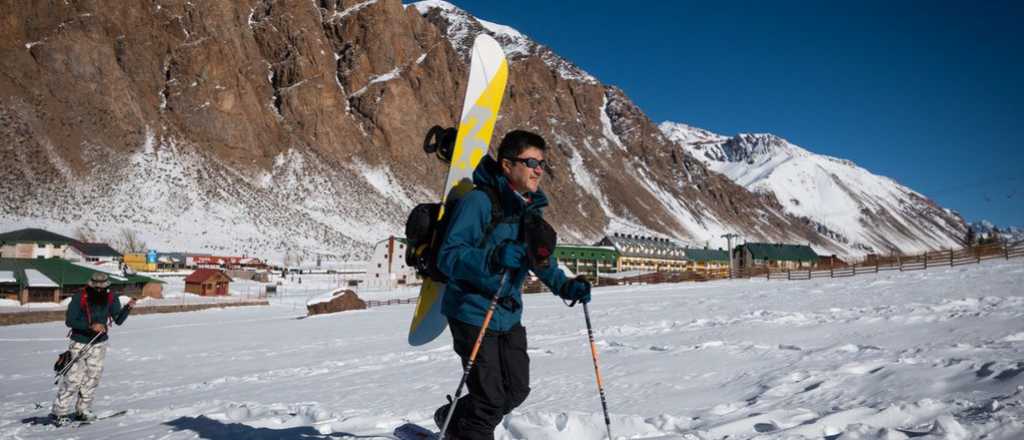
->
xmin=74 ymin=225 xmax=98 ymax=243
xmin=113 ymin=228 xmax=147 ymax=254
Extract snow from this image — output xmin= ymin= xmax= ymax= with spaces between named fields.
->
xmin=971 ymin=220 xmax=1024 ymax=244
xmin=329 ymin=0 xmax=378 ymax=21
xmin=23 ymin=269 xmax=57 ymax=288
xmin=599 ymin=96 xmax=627 ymax=152
xmin=0 ymin=271 xmax=15 ymax=284
xmin=411 ymin=1 xmax=597 ymax=83
xmin=2 ymin=258 xmax=1021 ymax=439
xmin=477 ymin=18 xmax=531 ymax=57
xmin=350 ymin=66 xmax=403 ymax=98
xmin=660 ymin=123 xmax=965 ymax=257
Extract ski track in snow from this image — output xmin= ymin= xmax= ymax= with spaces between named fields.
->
xmin=1 ymin=261 xmax=1023 ymax=439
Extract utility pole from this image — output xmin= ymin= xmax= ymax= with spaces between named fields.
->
xmin=721 ymin=233 xmax=741 ymax=278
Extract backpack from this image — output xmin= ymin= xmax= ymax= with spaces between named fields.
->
xmin=404 ymin=185 xmax=516 ymax=283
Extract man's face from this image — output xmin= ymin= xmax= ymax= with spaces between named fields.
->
xmin=502 ymin=146 xmax=545 ymax=193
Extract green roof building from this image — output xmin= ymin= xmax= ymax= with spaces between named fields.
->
xmin=682 ymin=248 xmax=730 ymax=263
xmin=736 ymin=242 xmax=819 ymax=269
xmin=0 ymin=258 xmax=163 ymax=304
xmin=553 ymin=244 xmax=619 ymax=280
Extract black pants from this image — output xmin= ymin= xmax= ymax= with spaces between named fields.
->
xmin=447 ymin=318 xmax=530 ymax=440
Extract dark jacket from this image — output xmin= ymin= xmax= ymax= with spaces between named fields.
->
xmin=437 ymin=155 xmax=569 ymax=331
xmin=66 ymin=289 xmax=131 ymax=344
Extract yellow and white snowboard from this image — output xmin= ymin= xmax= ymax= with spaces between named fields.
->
xmin=408 ymin=34 xmax=509 ymax=346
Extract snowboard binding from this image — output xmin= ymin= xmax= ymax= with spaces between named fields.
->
xmin=423 ymin=125 xmax=457 ymax=163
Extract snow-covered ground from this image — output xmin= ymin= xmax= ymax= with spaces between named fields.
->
xmin=1 ymin=260 xmax=1022 ymax=439
xmin=0 ymin=272 xmax=416 ymax=313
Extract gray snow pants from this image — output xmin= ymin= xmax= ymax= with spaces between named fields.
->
xmin=52 ymin=340 xmax=107 ymax=416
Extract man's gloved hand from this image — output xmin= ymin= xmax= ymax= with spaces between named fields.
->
xmin=559 ymin=275 xmax=591 ymax=305
xmin=491 ymin=242 xmax=528 ymax=272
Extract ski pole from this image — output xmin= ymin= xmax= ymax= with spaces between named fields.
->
xmin=439 ymin=271 xmax=510 ymax=439
xmin=583 ymin=302 xmax=612 ymax=440
xmin=54 ymin=331 xmax=104 ymax=385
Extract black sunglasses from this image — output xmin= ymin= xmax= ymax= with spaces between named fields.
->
xmin=505 ymin=157 xmax=546 ymax=169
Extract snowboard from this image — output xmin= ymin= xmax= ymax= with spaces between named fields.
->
xmin=393 ymin=422 xmax=440 ymax=440
xmin=408 ymin=34 xmax=509 ymax=346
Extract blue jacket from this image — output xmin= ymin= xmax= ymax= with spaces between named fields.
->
xmin=438 ymin=155 xmax=570 ymax=331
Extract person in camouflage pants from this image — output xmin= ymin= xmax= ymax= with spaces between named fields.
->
xmin=52 ymin=339 xmax=108 ymax=421
xmin=51 ymin=272 xmax=135 ymax=426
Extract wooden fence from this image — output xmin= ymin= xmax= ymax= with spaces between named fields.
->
xmin=365 ymin=297 xmax=417 ymax=308
xmin=759 ymin=241 xmax=1024 ymax=282
xmin=359 ymin=241 xmax=1023 ymax=308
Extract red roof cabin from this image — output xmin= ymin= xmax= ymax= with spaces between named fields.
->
xmin=184 ymin=269 xmax=232 ymax=296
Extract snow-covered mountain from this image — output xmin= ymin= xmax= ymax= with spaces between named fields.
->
xmin=970 ymin=220 xmax=1024 ymax=244
xmin=0 ymin=0 xmax=966 ymax=263
xmin=660 ymin=122 xmax=965 ymax=255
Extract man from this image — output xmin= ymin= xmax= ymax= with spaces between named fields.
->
xmin=434 ymin=130 xmax=592 ymax=439
xmin=51 ymin=272 xmax=136 ymax=426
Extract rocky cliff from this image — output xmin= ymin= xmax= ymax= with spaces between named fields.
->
xmin=0 ymin=0 xmax=963 ymax=261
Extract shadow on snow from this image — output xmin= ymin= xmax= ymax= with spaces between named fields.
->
xmin=164 ymin=415 xmax=389 ymax=439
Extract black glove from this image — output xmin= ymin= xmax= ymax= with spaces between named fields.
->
xmin=559 ymin=275 xmax=591 ymax=305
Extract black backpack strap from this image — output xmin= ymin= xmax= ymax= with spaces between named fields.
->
xmin=476 ymin=185 xmax=513 ymax=246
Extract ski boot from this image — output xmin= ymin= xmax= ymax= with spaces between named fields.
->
xmin=49 ymin=413 xmax=71 ymax=426
xmin=75 ymin=409 xmax=97 ymax=422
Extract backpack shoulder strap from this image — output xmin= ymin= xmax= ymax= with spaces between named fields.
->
xmin=80 ymin=290 xmax=92 ymax=324
xmin=475 ymin=185 xmax=507 ymax=246
xmin=476 ymin=186 xmax=503 ymax=225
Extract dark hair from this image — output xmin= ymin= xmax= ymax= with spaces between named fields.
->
xmin=497 ymin=130 xmax=546 ymax=160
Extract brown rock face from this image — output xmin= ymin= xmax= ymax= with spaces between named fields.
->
xmin=306 ymin=289 xmax=366 ymax=316
xmin=0 ymin=0 xmax=960 ymax=260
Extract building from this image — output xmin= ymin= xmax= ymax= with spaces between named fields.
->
xmin=123 ymin=252 xmax=157 ymax=272
xmin=184 ymin=269 xmax=232 ymax=296
xmin=190 ymin=255 xmax=264 ymax=270
xmin=0 ymin=270 xmax=19 ymax=300
xmin=0 ymin=228 xmax=77 ymax=259
xmin=155 ymin=252 xmax=188 ymax=270
xmin=595 ymin=233 xmax=688 ymax=272
xmin=22 ymin=269 xmax=60 ymax=303
xmin=734 ymin=242 xmax=819 ymax=270
xmin=0 ymin=258 xmax=163 ymax=304
xmin=365 ymin=236 xmax=417 ymax=289
xmin=553 ymin=244 xmax=618 ymax=280
xmin=65 ymin=242 xmax=123 ymax=263
xmin=681 ymin=248 xmax=731 ymax=273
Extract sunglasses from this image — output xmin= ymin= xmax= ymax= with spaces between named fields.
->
xmin=505 ymin=157 xmax=546 ymax=169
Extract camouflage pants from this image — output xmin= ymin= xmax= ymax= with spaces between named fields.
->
xmin=52 ymin=341 xmax=107 ymax=416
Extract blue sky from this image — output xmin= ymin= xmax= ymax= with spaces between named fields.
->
xmin=438 ymin=0 xmax=1023 ymax=227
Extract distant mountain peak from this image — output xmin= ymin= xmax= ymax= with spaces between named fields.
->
xmin=411 ymin=0 xmax=597 ymax=83
xmin=660 ymin=120 xmax=965 ymax=255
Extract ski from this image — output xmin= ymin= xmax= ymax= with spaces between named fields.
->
xmin=407 ymin=33 xmax=509 ymax=346
xmin=22 ymin=410 xmax=128 ymax=428
xmin=76 ymin=409 xmax=128 ymax=426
